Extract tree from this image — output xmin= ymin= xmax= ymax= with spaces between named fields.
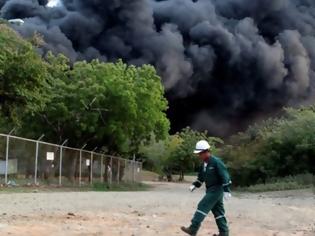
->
xmin=256 ymin=108 xmax=315 ymax=177
xmin=139 ymin=133 xmax=182 ymax=181
xmin=0 ymin=24 xmax=50 ymax=125
xmin=171 ymin=127 xmax=223 ymax=181
xmin=130 ymin=64 xmax=170 ymax=151
xmin=22 ymin=58 xmax=169 ymax=153
xmin=140 ymin=127 xmax=223 ymax=181
xmin=220 ymin=106 xmax=315 ymax=186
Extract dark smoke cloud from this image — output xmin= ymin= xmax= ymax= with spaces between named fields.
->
xmin=1 ymin=0 xmax=315 ymax=136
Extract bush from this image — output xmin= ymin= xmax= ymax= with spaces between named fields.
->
xmin=140 ymin=127 xmax=223 ymax=181
xmin=237 ymin=174 xmax=314 ymax=192
xmin=221 ymin=106 xmax=315 ymax=187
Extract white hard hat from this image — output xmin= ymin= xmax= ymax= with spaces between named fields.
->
xmin=193 ymin=140 xmax=211 ymax=154
xmin=8 ymin=19 xmax=24 ymax=26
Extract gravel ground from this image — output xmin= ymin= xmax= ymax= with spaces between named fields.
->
xmin=0 ymin=182 xmax=314 ymax=236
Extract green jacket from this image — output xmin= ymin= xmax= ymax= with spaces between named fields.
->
xmin=193 ymin=156 xmax=231 ymax=193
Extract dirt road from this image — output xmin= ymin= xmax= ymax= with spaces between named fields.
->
xmin=0 ymin=182 xmax=314 ymax=236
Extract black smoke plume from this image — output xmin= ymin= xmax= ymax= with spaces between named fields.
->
xmin=1 ymin=0 xmax=315 ymax=136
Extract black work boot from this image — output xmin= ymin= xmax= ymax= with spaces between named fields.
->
xmin=180 ymin=226 xmax=196 ymax=236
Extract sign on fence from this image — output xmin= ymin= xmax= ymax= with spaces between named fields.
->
xmin=46 ymin=152 xmax=55 ymax=161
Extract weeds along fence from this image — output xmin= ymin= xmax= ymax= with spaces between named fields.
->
xmin=0 ymin=133 xmax=142 ymax=187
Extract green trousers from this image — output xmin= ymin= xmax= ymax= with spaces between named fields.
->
xmin=190 ymin=190 xmax=229 ymax=236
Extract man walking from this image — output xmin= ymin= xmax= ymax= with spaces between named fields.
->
xmin=181 ymin=140 xmax=231 ymax=236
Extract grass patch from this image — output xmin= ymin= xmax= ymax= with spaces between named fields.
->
xmin=0 ymin=186 xmax=92 ymax=194
xmin=92 ymin=182 xmax=151 ymax=192
xmin=184 ymin=172 xmax=198 ymax=177
xmin=236 ymin=173 xmax=315 ymax=192
xmin=0 ymin=181 xmax=150 ymax=194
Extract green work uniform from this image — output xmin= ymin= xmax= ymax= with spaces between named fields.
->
xmin=190 ymin=156 xmax=231 ymax=236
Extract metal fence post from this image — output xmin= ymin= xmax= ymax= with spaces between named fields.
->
xmin=79 ymin=144 xmax=87 ymax=187
xmin=117 ymin=158 xmax=120 ymax=184
xmin=90 ymin=147 xmax=97 ymax=185
xmin=59 ymin=139 xmax=68 ymax=186
xmin=101 ymin=155 xmax=104 ymax=183
xmin=109 ymin=156 xmax=112 ymax=186
xmin=5 ymin=135 xmax=9 ymax=184
xmin=141 ymin=162 xmax=143 ymax=181
xmin=132 ymin=154 xmax=136 ymax=183
xmin=133 ymin=161 xmax=136 ymax=183
xmin=5 ymin=129 xmax=15 ymax=184
xmin=130 ymin=160 xmax=133 ymax=182
xmin=136 ymin=162 xmax=140 ymax=182
xmin=34 ymin=134 xmax=44 ymax=185
xmin=126 ymin=160 xmax=129 ymax=182
xmin=59 ymin=147 xmax=63 ymax=186
xmin=90 ymin=151 xmax=93 ymax=185
xmin=79 ymin=150 xmax=82 ymax=186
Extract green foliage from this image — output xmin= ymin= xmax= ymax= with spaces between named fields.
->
xmin=140 ymin=127 xmax=223 ymax=181
xmin=170 ymin=127 xmax=223 ymax=180
xmin=21 ymin=57 xmax=169 ymax=153
xmin=221 ymin=107 xmax=315 ymax=186
xmin=92 ymin=182 xmax=150 ymax=192
xmin=139 ymin=134 xmax=182 ymax=176
xmin=0 ymin=19 xmax=8 ymax=25
xmin=0 ymin=24 xmax=50 ymax=123
xmin=237 ymin=174 xmax=314 ymax=192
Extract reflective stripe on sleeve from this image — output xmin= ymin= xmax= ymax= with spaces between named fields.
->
xmin=222 ymin=180 xmax=232 ymax=187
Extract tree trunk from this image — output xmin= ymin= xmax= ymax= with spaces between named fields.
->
xmin=166 ymin=173 xmax=172 ymax=182
xmin=179 ymin=170 xmax=184 ymax=182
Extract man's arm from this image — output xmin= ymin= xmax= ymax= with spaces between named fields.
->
xmin=216 ymin=158 xmax=232 ymax=192
xmin=192 ymin=166 xmax=204 ymax=188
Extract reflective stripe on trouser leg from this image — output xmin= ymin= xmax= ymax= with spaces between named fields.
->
xmin=212 ymin=198 xmax=229 ymax=235
xmin=215 ymin=215 xmax=225 ymax=220
xmin=215 ymin=216 xmax=229 ymax=235
xmin=190 ymin=191 xmax=222 ymax=233
xmin=196 ymin=209 xmax=208 ymax=216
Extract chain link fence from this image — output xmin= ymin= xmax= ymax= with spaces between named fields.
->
xmin=0 ymin=133 xmax=142 ymax=187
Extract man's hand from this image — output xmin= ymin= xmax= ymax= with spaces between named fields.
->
xmin=224 ymin=192 xmax=232 ymax=200
xmin=189 ymin=185 xmax=196 ymax=192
